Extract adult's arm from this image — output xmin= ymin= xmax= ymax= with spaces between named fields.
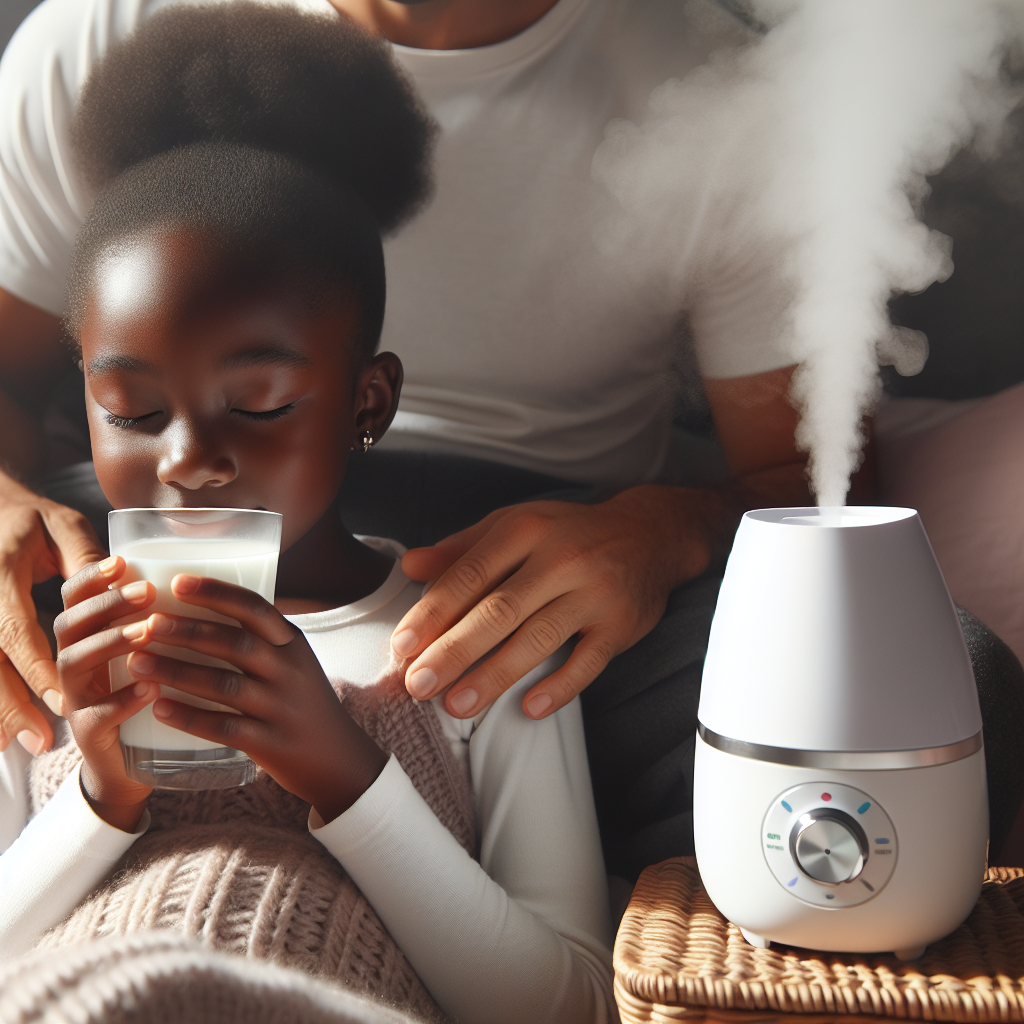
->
xmin=391 ymin=364 xmax=875 ymax=719
xmin=0 ymin=288 xmax=107 ymax=755
xmin=313 ymin=664 xmax=615 ymax=1024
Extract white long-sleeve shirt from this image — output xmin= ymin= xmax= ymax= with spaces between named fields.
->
xmin=0 ymin=539 xmax=616 ymax=1024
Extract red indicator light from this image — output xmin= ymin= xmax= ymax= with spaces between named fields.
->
xmin=821 ymin=792 xmax=832 ymax=801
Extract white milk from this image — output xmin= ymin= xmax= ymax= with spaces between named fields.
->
xmin=110 ymin=538 xmax=279 ymax=751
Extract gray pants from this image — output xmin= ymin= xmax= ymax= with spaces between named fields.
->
xmin=33 ymin=452 xmax=1024 ymax=878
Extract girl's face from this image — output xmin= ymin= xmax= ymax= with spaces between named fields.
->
xmin=80 ymin=225 xmax=401 ymax=551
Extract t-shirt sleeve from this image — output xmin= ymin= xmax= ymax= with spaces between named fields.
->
xmin=0 ymin=0 xmax=149 ymax=314
xmin=685 ymin=131 xmax=798 ymax=381
xmin=310 ymin=655 xmax=616 ymax=1024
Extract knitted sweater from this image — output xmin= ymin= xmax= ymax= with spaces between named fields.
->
xmin=27 ymin=668 xmax=475 ymax=1024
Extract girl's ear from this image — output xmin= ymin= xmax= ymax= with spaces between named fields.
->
xmin=352 ymin=351 xmax=403 ymax=449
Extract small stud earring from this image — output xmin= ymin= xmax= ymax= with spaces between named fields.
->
xmin=362 ymin=430 xmax=373 ymax=453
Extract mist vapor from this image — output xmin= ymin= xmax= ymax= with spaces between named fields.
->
xmin=595 ymin=0 xmax=1021 ymax=506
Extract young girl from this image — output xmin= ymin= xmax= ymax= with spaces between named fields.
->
xmin=0 ymin=5 xmax=615 ymax=1022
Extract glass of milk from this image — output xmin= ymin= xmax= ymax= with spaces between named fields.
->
xmin=108 ymin=508 xmax=282 ymax=790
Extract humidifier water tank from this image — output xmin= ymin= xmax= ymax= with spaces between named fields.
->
xmin=693 ymin=507 xmax=987 ymax=960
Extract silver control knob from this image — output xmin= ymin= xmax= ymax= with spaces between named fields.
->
xmin=790 ymin=808 xmax=868 ymax=884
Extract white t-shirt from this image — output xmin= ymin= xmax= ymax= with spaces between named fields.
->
xmin=0 ymin=540 xmax=615 ymax=1024
xmin=0 ymin=0 xmax=793 ymax=486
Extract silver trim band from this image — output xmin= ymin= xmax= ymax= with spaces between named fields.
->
xmin=697 ymin=723 xmax=983 ymax=770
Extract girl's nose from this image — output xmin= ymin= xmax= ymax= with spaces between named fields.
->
xmin=156 ymin=420 xmax=237 ymax=491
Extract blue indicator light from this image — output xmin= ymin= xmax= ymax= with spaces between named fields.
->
xmin=781 ymin=800 xmax=793 ymax=812
xmin=875 ymin=838 xmax=890 ymax=845
xmin=857 ymin=802 xmax=871 ymax=814
xmin=787 ymin=877 xmax=798 ymax=887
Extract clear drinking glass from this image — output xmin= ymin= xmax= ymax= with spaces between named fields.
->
xmin=108 ymin=508 xmax=282 ymax=790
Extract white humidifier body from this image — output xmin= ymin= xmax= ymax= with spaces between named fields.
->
xmin=693 ymin=507 xmax=987 ymax=960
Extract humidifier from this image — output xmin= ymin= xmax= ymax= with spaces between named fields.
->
xmin=693 ymin=507 xmax=987 ymax=960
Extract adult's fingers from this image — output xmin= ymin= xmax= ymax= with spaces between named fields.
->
xmin=0 ymin=583 xmax=61 ymax=706
xmin=54 ymin=576 xmax=154 ymax=649
xmin=126 ymin=650 xmax=267 ymax=719
xmin=0 ymin=656 xmax=53 ymax=753
xmin=390 ymin=506 xmax=550 ymax=665
xmin=405 ymin=550 xmax=581 ymax=700
xmin=152 ymin=696 xmax=261 ymax=752
xmin=517 ymin=629 xmax=619 ymax=719
xmin=40 ymin=504 xmax=109 ymax=581
xmin=440 ymin=591 xmax=591 ymax=718
xmin=169 ymin=575 xmax=295 ymax=647
xmin=399 ymin=511 xmax=507 ymax=584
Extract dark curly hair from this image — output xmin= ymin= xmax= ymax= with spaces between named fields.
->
xmin=65 ymin=0 xmax=436 ymax=353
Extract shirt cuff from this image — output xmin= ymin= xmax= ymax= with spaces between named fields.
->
xmin=308 ymin=753 xmax=410 ymax=848
xmin=0 ymin=764 xmax=149 ymax=960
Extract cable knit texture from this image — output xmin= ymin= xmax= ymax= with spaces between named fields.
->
xmin=0 ymin=932 xmax=422 ymax=1024
xmin=26 ymin=668 xmax=476 ymax=1024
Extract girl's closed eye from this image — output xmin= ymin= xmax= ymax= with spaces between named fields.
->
xmin=231 ymin=401 xmax=298 ymax=422
xmin=105 ymin=410 xmax=160 ymax=430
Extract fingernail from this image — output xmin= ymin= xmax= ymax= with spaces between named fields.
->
xmin=128 ymin=651 xmax=157 ymax=675
xmin=133 ymin=681 xmax=155 ymax=699
xmin=407 ymin=667 xmax=437 ymax=698
xmin=152 ymin=699 xmax=171 ymax=719
xmin=148 ymin=614 xmax=173 ymax=635
xmin=391 ymin=629 xmax=418 ymax=657
xmin=122 ymin=621 xmax=147 ymax=641
xmin=121 ymin=581 xmax=150 ymax=604
xmin=42 ymin=689 xmax=64 ymax=717
xmin=98 ymin=556 xmax=119 ymax=575
xmin=448 ymin=687 xmax=478 ymax=716
xmin=172 ymin=574 xmax=199 ymax=594
xmin=17 ymin=730 xmax=46 ymax=755
xmin=525 ymin=693 xmax=554 ymax=719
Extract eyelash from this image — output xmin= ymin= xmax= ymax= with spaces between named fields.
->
xmin=232 ymin=402 xmax=297 ymax=422
xmin=105 ymin=412 xmax=156 ymax=430
xmin=104 ymin=403 xmax=297 ymax=429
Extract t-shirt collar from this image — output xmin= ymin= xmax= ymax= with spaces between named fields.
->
xmin=390 ymin=0 xmax=594 ymax=84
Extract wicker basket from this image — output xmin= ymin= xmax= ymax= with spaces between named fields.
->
xmin=614 ymin=858 xmax=1023 ymax=1024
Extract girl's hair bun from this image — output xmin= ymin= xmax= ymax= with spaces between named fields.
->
xmin=71 ymin=0 xmax=436 ymax=234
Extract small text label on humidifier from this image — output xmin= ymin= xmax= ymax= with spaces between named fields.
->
xmin=761 ymin=781 xmax=898 ymax=908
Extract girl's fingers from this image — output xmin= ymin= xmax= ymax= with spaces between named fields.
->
xmin=126 ymin=650 xmax=265 ymax=718
xmin=74 ymin=681 xmax=160 ymax=746
xmin=169 ymin=575 xmax=295 ymax=646
xmin=59 ymin=556 xmax=126 ymax=610
xmin=127 ymin=613 xmax=277 ymax=678
xmin=54 ymin=578 xmax=155 ymax=649
xmin=152 ymin=697 xmax=262 ymax=752
xmin=440 ymin=592 xmax=588 ymax=718
xmin=56 ymin=624 xmax=154 ymax=708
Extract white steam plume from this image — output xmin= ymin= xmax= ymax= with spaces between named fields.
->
xmin=595 ymin=0 xmax=1021 ymax=506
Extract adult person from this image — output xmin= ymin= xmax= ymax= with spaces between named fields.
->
xmin=0 ymin=0 xmax=1019 ymax=877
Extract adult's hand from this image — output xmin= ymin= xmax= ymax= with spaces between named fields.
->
xmin=391 ymin=485 xmax=732 ymax=720
xmin=391 ymin=365 xmax=830 ymax=721
xmin=0 ymin=470 xmax=108 ymax=754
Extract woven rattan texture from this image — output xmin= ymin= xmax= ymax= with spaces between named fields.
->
xmin=614 ymin=859 xmax=1023 ymax=1024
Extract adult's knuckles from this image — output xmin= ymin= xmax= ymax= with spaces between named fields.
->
xmin=477 ymin=590 xmax=522 ymax=635
xmin=447 ymin=556 xmax=491 ymax=598
xmin=520 ymin=614 xmax=567 ymax=658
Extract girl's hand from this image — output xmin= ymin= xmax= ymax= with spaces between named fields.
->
xmin=54 ymin=557 xmax=160 ymax=831
xmin=127 ymin=574 xmax=387 ymax=824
